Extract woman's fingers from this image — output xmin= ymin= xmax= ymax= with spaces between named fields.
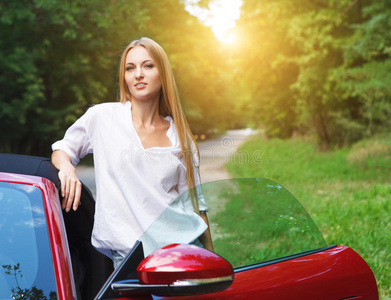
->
xmin=58 ymin=170 xmax=68 ymax=208
xmin=59 ymin=169 xmax=82 ymax=212
xmin=60 ymin=173 xmax=66 ymax=198
xmin=66 ymin=177 xmax=76 ymax=212
xmin=68 ymin=179 xmax=82 ymax=211
xmin=73 ymin=181 xmax=82 ymax=211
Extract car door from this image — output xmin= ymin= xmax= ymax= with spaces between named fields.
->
xmin=155 ymin=178 xmax=378 ymax=300
xmin=101 ymin=178 xmax=378 ymax=300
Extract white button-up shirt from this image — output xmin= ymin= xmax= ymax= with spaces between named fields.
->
xmin=52 ymin=101 xmax=208 ymax=257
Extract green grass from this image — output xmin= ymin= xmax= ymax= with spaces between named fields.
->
xmin=203 ymin=179 xmax=327 ymax=268
xmin=225 ymin=135 xmax=391 ymax=298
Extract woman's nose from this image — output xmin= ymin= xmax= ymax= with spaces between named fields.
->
xmin=135 ymin=67 xmax=144 ymax=79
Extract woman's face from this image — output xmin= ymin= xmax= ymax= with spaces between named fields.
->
xmin=125 ymin=46 xmax=162 ymax=102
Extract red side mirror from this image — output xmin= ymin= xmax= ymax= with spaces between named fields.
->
xmin=111 ymin=244 xmax=233 ymax=297
xmin=138 ymin=243 xmax=234 ymax=286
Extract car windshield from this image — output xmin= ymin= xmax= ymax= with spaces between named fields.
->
xmin=139 ymin=178 xmax=327 ymax=268
xmin=0 ymin=182 xmax=58 ymax=300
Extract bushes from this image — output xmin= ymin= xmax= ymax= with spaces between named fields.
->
xmin=347 ymin=135 xmax=391 ymax=169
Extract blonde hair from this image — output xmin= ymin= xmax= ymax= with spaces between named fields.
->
xmin=119 ymin=37 xmax=200 ymax=212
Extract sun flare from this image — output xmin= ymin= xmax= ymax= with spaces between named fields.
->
xmin=185 ymin=0 xmax=242 ymax=44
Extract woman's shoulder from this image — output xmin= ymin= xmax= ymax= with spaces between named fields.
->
xmin=75 ymin=102 xmax=125 ymax=127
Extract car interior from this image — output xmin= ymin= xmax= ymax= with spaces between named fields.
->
xmin=0 ymin=153 xmax=113 ymax=300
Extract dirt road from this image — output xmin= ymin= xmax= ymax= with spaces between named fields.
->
xmin=198 ymin=129 xmax=255 ymax=183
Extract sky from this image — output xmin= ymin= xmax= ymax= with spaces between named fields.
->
xmin=185 ymin=0 xmax=243 ymax=44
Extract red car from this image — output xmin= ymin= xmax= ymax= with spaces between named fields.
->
xmin=0 ymin=153 xmax=379 ymax=300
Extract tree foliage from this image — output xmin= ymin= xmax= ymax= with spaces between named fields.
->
xmin=330 ymin=1 xmax=391 ymax=145
xmin=0 ymin=0 xmax=147 ymax=154
xmin=1 ymin=0 xmax=390 ymax=154
xmin=0 ymin=0 xmax=230 ymax=155
xmin=2 ymin=263 xmax=56 ymax=299
xmin=234 ymin=0 xmax=391 ymax=148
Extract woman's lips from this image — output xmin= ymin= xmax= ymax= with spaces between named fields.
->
xmin=135 ymin=82 xmax=147 ymax=89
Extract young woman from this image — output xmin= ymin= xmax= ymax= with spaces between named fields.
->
xmin=51 ymin=37 xmax=213 ymax=268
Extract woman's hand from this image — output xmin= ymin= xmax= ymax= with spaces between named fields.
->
xmin=52 ymin=150 xmax=82 ymax=212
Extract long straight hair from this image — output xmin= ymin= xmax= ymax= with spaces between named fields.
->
xmin=118 ymin=37 xmax=200 ymax=212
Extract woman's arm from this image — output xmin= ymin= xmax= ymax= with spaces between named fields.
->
xmin=52 ymin=150 xmax=82 ymax=212
xmin=199 ymin=212 xmax=214 ymax=252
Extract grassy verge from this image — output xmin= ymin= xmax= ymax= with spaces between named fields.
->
xmin=225 ymin=135 xmax=391 ymax=298
xmin=205 ymin=178 xmax=328 ymax=268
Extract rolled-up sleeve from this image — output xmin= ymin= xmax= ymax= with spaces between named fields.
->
xmin=52 ymin=109 xmax=93 ymax=166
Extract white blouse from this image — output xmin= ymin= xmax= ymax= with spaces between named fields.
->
xmin=52 ymin=101 xmax=208 ymax=257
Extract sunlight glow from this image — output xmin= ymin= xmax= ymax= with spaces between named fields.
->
xmin=185 ymin=0 xmax=242 ymax=44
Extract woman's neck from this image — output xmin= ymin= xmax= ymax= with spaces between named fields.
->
xmin=130 ymin=98 xmax=161 ymax=127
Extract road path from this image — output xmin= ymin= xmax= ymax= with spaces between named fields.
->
xmin=76 ymin=129 xmax=256 ymax=198
xmin=198 ymin=129 xmax=256 ymax=183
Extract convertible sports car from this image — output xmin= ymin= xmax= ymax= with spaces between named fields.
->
xmin=0 ymin=153 xmax=379 ymax=300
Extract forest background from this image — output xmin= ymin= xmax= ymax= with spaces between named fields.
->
xmin=1 ymin=0 xmax=390 ymax=154
xmin=1 ymin=0 xmax=391 ymax=297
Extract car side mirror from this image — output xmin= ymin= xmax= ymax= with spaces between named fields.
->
xmin=111 ymin=243 xmax=234 ymax=297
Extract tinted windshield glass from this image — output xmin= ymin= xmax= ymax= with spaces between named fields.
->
xmin=178 ymin=178 xmax=327 ymax=268
xmin=0 ymin=182 xmax=58 ymax=299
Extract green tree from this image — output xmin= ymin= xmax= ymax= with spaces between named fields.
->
xmin=234 ymin=0 xmax=391 ymax=148
xmin=0 ymin=0 xmax=233 ymax=154
xmin=0 ymin=0 xmax=148 ymax=155
xmin=2 ymin=263 xmax=56 ymax=299
xmin=330 ymin=1 xmax=391 ymax=144
xmin=233 ymin=0 xmax=305 ymax=138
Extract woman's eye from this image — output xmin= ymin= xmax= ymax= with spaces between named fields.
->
xmin=145 ymin=64 xmax=154 ymax=69
xmin=126 ymin=66 xmax=135 ymax=71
